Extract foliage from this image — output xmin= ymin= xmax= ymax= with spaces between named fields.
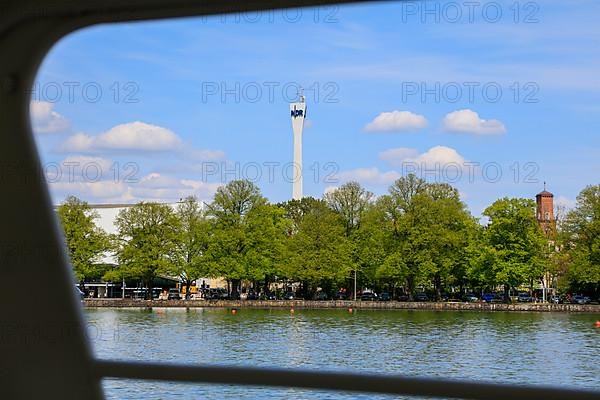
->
xmin=62 ymin=178 xmax=600 ymax=297
xmin=109 ymin=202 xmax=179 ymax=297
xmin=168 ymin=196 xmax=211 ymax=297
xmin=56 ymin=196 xmax=110 ymax=281
xmin=562 ymin=185 xmax=600 ymax=290
xmin=476 ymin=198 xmax=547 ymax=295
xmin=286 ymin=201 xmax=352 ymax=288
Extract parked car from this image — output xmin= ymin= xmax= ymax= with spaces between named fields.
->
xmin=282 ymin=291 xmax=296 ymax=300
xmin=492 ymin=293 xmax=506 ymax=303
xmin=334 ymin=291 xmax=347 ymax=300
xmin=463 ymin=293 xmax=479 ymax=302
xmin=313 ymin=291 xmax=329 ymax=301
xmin=439 ymin=293 xmax=450 ymax=302
xmin=259 ymin=292 xmax=276 ymax=300
xmin=206 ymin=288 xmax=229 ymax=300
xmin=517 ymin=292 xmax=533 ymax=303
xmin=396 ymin=293 xmax=410 ymax=302
xmin=415 ymin=293 xmax=429 ymax=302
xmin=550 ymin=295 xmax=562 ymax=304
xmin=379 ymin=292 xmax=391 ymax=301
xmin=167 ymin=288 xmax=181 ymax=300
xmin=245 ymin=291 xmax=258 ymax=300
xmin=360 ymin=292 xmax=378 ymax=301
xmin=481 ymin=293 xmax=495 ymax=303
xmin=571 ymin=295 xmax=591 ymax=305
xmin=132 ymin=288 xmax=161 ymax=300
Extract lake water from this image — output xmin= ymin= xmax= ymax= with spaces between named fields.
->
xmin=84 ymin=308 xmax=600 ymax=399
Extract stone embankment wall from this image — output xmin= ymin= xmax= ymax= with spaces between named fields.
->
xmin=84 ymin=299 xmax=600 ymax=313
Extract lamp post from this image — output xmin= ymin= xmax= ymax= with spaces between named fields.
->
xmin=354 ymin=268 xmax=357 ymax=301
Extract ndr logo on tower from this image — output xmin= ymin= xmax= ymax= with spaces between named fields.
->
xmin=291 ymin=105 xmax=305 ymax=118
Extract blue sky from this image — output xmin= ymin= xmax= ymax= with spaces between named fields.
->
xmin=31 ymin=0 xmax=600 ymax=217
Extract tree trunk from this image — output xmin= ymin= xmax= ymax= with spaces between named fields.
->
xmin=185 ymin=279 xmax=192 ymax=299
xmin=407 ymin=276 xmax=415 ymax=301
xmin=147 ymin=277 xmax=153 ymax=300
xmin=435 ymin=274 xmax=442 ymax=301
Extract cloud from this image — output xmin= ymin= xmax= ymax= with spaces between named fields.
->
xmin=555 ymin=195 xmax=576 ymax=210
xmin=130 ymin=173 xmax=220 ymax=202
xmin=30 ymin=101 xmax=70 ymax=134
xmin=45 ymin=156 xmax=116 ymax=182
xmin=337 ymin=167 xmax=401 ymax=186
xmin=49 ymin=180 xmax=133 ymax=203
xmin=379 ymin=148 xmax=420 ymax=166
xmin=323 ymin=185 xmax=338 ymax=195
xmin=48 ymin=172 xmax=221 ymax=204
xmin=379 ymin=145 xmax=467 ymax=168
xmin=58 ymin=121 xmax=225 ymax=162
xmin=365 ymin=111 xmax=428 ymax=133
xmin=60 ymin=121 xmax=182 ymax=153
xmin=184 ymin=148 xmax=226 ymax=162
xmin=442 ymin=109 xmax=506 ymax=135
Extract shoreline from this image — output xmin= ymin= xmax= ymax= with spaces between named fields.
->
xmin=83 ymin=299 xmax=600 ymax=313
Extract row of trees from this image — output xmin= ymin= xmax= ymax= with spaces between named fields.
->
xmin=56 ymin=176 xmax=600 ymax=299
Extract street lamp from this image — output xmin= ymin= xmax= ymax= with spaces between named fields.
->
xmin=354 ymin=268 xmax=357 ymax=301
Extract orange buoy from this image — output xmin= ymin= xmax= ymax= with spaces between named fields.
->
xmin=348 ymin=308 xmax=353 ymax=313
xmin=595 ymin=321 xmax=600 ymax=327
xmin=231 ymin=309 xmax=237 ymax=314
xmin=290 ymin=308 xmax=295 ymax=313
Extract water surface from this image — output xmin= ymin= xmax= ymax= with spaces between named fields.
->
xmin=84 ymin=308 xmax=600 ymax=399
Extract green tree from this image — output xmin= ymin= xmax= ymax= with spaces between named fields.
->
xmin=374 ymin=175 xmax=427 ymax=298
xmin=286 ymin=201 xmax=352 ymax=296
xmin=169 ymin=196 xmax=211 ymax=299
xmin=478 ymin=197 xmax=547 ymax=300
xmin=372 ymin=176 xmax=474 ymax=299
xmin=325 ymin=181 xmax=373 ymax=236
xmin=244 ymin=204 xmax=290 ymax=291
xmin=208 ymin=179 xmax=265 ymax=223
xmin=56 ymin=196 xmax=109 ymax=281
xmin=325 ymin=182 xmax=374 ymax=297
xmin=419 ymin=183 xmax=476 ymax=298
xmin=277 ymin=197 xmax=323 ymax=234
xmin=111 ymin=202 xmax=179 ymax=299
xmin=563 ymin=185 xmax=600 ymax=292
xmin=206 ymin=180 xmax=270 ymax=295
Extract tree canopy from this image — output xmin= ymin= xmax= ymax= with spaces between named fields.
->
xmin=56 ymin=179 xmax=600 ymax=299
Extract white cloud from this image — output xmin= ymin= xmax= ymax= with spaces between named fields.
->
xmin=58 ymin=121 xmax=225 ymax=163
xmin=442 ymin=109 xmax=506 ymax=135
xmin=48 ymin=172 xmax=221 ymax=204
xmin=323 ymin=185 xmax=338 ymax=195
xmin=379 ymin=145 xmax=467 ymax=168
xmin=184 ymin=148 xmax=226 ymax=162
xmin=49 ymin=180 xmax=134 ymax=203
xmin=379 ymin=148 xmax=420 ymax=166
xmin=130 ymin=173 xmax=219 ymax=202
xmin=60 ymin=155 xmax=114 ymax=171
xmin=406 ymin=146 xmax=467 ymax=166
xmin=45 ymin=156 xmax=116 ymax=182
xmin=60 ymin=121 xmax=182 ymax=153
xmin=337 ymin=167 xmax=401 ymax=186
xmin=365 ymin=110 xmax=428 ymax=133
xmin=30 ymin=101 xmax=70 ymax=134
xmin=555 ymin=195 xmax=576 ymax=210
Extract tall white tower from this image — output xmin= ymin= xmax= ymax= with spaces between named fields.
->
xmin=290 ymin=93 xmax=307 ymax=200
